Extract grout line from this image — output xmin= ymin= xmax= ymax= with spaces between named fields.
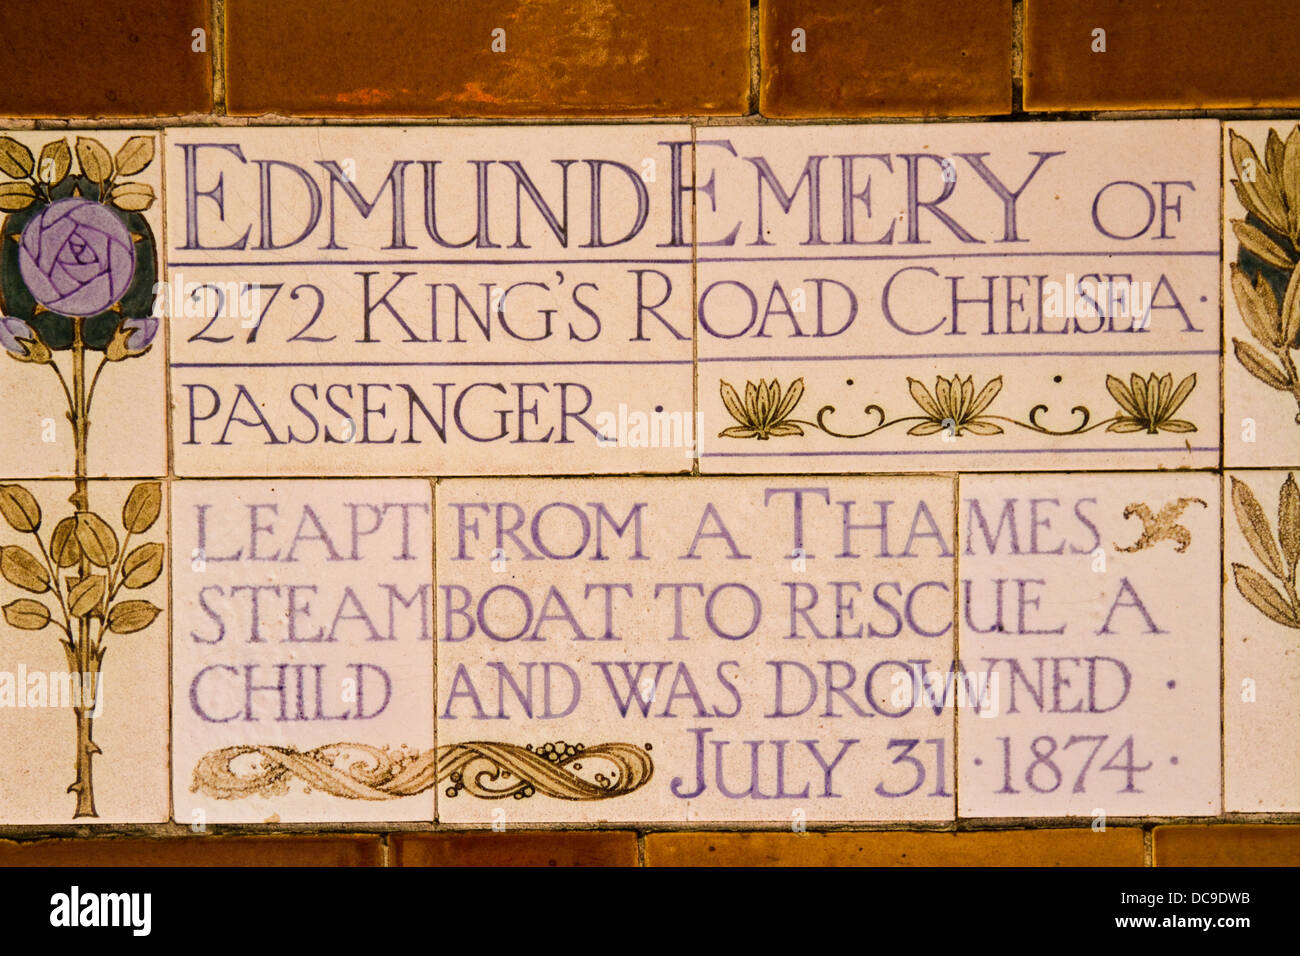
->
xmin=430 ymin=477 xmax=439 ymax=825
xmin=1143 ymin=825 xmax=1154 ymax=866
xmin=1219 ymin=472 xmax=1227 ymax=815
xmin=951 ymin=475 xmax=961 ymax=819
xmin=210 ymin=0 xmax=227 ymax=115
xmin=1011 ymin=0 xmax=1025 ymax=115
xmin=748 ymin=0 xmax=761 ymax=117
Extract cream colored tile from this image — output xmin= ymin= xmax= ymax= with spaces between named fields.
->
xmin=695 ymin=122 xmax=1220 ymax=473
xmin=0 ymin=130 xmax=166 ymax=478
xmin=957 ymin=472 xmax=1221 ymax=818
xmin=436 ymin=476 xmax=956 ymax=824
xmin=1225 ymin=469 xmax=1300 ymax=812
xmin=163 ymin=127 xmax=695 ymax=477
xmin=170 ymin=479 xmax=434 ymax=823
xmin=0 ymin=479 xmax=168 ymax=823
xmin=1223 ymin=122 xmax=1300 ymax=468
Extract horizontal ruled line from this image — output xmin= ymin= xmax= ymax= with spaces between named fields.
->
xmin=165 ymin=249 xmax=1219 ymax=268
xmin=703 ymin=446 xmax=1219 ymax=457
xmin=701 ymin=349 xmax=1221 ymax=363
xmin=169 ymin=359 xmax=692 ymax=368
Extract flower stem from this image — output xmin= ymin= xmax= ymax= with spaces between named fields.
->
xmin=67 ymin=316 xmax=98 ymax=819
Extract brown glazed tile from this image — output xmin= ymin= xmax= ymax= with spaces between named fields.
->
xmin=645 ymin=828 xmax=1144 ymax=866
xmin=0 ymin=835 xmax=383 ymax=866
xmin=1026 ymin=0 xmax=1300 ymax=110
xmin=0 ymin=0 xmax=212 ymax=117
xmin=392 ymin=831 xmax=637 ymax=867
xmin=225 ymin=0 xmax=749 ymax=117
xmin=1154 ymin=826 xmax=1300 ymax=867
xmin=760 ymin=0 xmax=1012 ymax=117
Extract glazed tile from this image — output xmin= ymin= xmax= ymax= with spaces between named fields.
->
xmin=956 ymin=472 xmax=1221 ymax=818
xmin=163 ymin=126 xmax=695 ymax=477
xmin=695 ymin=122 xmax=1221 ymax=474
xmin=1224 ymin=469 xmax=1300 ymax=812
xmin=0 ymin=479 xmax=168 ymax=823
xmin=0 ymin=130 xmax=166 ymax=478
xmin=170 ymin=479 xmax=434 ymax=823
xmin=435 ymin=476 xmax=956 ymax=824
xmin=1223 ymin=121 xmax=1300 ymax=468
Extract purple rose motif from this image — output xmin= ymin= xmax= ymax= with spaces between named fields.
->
xmin=122 ymin=315 xmax=158 ymax=350
xmin=18 ymin=198 xmax=136 ymax=317
xmin=0 ymin=316 xmax=34 ymax=355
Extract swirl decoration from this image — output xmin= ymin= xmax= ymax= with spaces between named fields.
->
xmin=192 ymin=740 xmax=653 ymax=802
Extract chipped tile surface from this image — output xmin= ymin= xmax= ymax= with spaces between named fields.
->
xmin=170 ymin=479 xmax=434 ymax=823
xmin=163 ymin=126 xmax=695 ymax=477
xmin=957 ymin=473 xmax=1221 ymax=818
xmin=0 ymin=130 xmax=167 ymax=479
xmin=695 ymin=122 xmax=1221 ymax=474
xmin=1225 ymin=470 xmax=1300 ymax=813
xmin=0 ymin=480 xmax=168 ymax=824
xmin=436 ymin=476 xmax=955 ymax=824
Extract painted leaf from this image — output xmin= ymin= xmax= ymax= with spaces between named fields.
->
xmin=121 ymin=542 xmax=164 ymax=589
xmin=0 ymin=545 xmax=49 ymax=593
xmin=0 ymin=181 xmax=37 ymax=212
xmin=1280 ymin=473 xmax=1300 ymax=571
xmin=67 ymin=575 xmax=106 ymax=618
xmin=1232 ymin=219 xmax=1294 ymax=269
xmin=37 ymin=138 xmax=71 ymax=185
xmin=1232 ymin=339 xmax=1291 ymax=391
xmin=49 ymin=517 xmax=81 ymax=568
xmin=1282 ymin=258 xmax=1300 ymax=348
xmin=109 ymin=182 xmax=155 ymax=212
xmin=106 ymin=600 xmax=160 ymax=634
xmin=1232 ymin=564 xmax=1300 ymax=629
xmin=1230 ymin=129 xmax=1288 ymax=235
xmin=1231 ymin=477 xmax=1285 ymax=579
xmin=0 ymin=484 xmax=40 ymax=533
xmin=2 ymin=599 xmax=50 ymax=630
xmin=74 ymin=136 xmax=113 ymax=184
xmin=1229 ymin=265 xmax=1283 ymax=348
xmin=1283 ymin=124 xmax=1300 ymax=232
xmin=0 ymin=136 xmax=34 ymax=178
xmin=122 ymin=482 xmax=162 ymax=534
xmin=74 ymin=513 xmax=119 ymax=568
xmin=113 ymin=135 xmax=154 ymax=176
